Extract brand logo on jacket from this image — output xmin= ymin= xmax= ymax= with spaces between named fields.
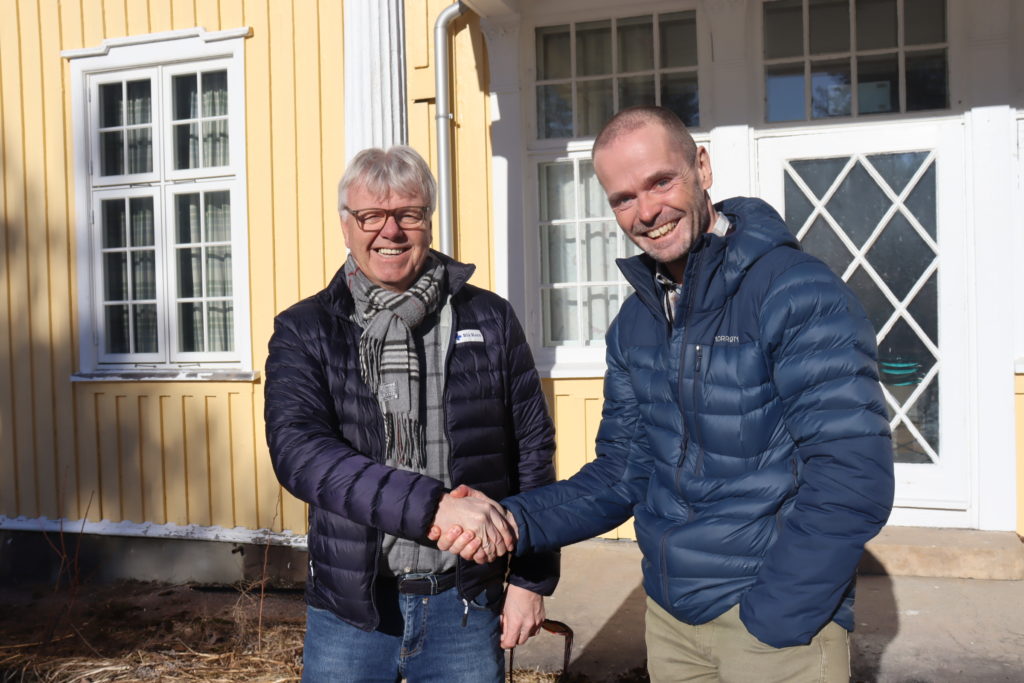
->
xmin=714 ymin=335 xmax=740 ymax=343
xmin=456 ymin=329 xmax=484 ymax=344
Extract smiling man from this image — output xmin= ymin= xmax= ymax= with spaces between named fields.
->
xmin=435 ymin=107 xmax=895 ymax=682
xmin=265 ymin=146 xmax=558 ymax=682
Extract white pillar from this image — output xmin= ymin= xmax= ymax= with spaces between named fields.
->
xmin=343 ymin=0 xmax=407 ymax=160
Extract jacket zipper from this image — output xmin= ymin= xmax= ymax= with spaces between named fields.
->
xmin=693 ymin=344 xmax=706 ymax=476
xmin=674 ymin=243 xmax=706 ymax=483
xmin=442 ymin=301 xmax=463 ymax=601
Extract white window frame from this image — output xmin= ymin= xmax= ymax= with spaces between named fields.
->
xmin=758 ymin=0 xmax=952 ymax=125
xmin=65 ymin=28 xmax=252 ymax=378
xmin=523 ymin=2 xmax=707 ymax=374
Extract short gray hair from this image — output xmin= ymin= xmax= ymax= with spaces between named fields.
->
xmin=337 ymin=145 xmax=437 ymax=216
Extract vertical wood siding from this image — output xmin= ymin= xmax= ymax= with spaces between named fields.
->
xmin=0 ymin=0 xmax=348 ymax=535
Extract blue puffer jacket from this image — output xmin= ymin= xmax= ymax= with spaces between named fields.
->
xmin=505 ymin=197 xmax=893 ymax=648
xmin=265 ymin=251 xmax=558 ymax=631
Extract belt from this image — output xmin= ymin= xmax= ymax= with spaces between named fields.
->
xmin=396 ymin=571 xmax=457 ymax=596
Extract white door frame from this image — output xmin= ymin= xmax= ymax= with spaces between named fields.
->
xmin=755 ymin=117 xmax=975 ymax=527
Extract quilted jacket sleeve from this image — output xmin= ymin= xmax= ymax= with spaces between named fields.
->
xmin=504 ymin=307 xmax=654 ymax=554
xmin=501 ymin=306 xmax=560 ymax=596
xmin=739 ymin=258 xmax=894 ymax=648
xmin=265 ymin=310 xmax=445 ymax=541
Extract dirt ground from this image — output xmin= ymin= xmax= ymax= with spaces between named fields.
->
xmin=0 ymin=581 xmax=620 ymax=682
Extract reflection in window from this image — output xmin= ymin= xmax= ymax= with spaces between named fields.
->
xmin=764 ymin=0 xmax=948 ymax=122
xmin=535 ymin=11 xmax=699 ymax=139
xmin=785 ymin=151 xmax=940 ymax=463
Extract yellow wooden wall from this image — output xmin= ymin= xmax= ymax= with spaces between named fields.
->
xmin=0 ymin=0 xmax=349 ymax=535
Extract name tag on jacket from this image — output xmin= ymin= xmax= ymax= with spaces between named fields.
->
xmin=456 ymin=329 xmax=484 ymax=344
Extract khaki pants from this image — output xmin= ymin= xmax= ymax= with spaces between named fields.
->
xmin=645 ymin=598 xmax=850 ymax=683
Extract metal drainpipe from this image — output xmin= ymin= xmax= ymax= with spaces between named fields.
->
xmin=434 ymin=1 xmax=466 ymax=256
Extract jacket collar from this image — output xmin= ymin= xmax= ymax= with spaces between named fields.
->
xmin=616 ymin=196 xmax=800 ymax=320
xmin=317 ymin=249 xmax=476 ymax=320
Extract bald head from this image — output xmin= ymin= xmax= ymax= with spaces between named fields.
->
xmin=593 ymin=106 xmax=697 ymax=165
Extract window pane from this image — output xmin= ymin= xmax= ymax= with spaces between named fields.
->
xmin=618 ymin=16 xmax=653 ymax=73
xmin=661 ymin=72 xmax=700 ymax=127
xmin=178 ymin=247 xmax=203 ymax=297
xmin=857 ymin=54 xmax=898 ymax=114
xmin=765 ymin=63 xmax=805 ymax=122
xmin=131 ymin=251 xmax=156 ymax=299
xmin=174 ymin=122 xmax=199 ymax=169
xmin=537 ymin=83 xmax=572 ymax=138
xmin=764 ymin=0 xmax=804 ymax=59
xmin=543 ymin=224 xmax=577 ymax=283
xmin=126 ymin=128 xmax=153 ymax=174
xmin=809 ymin=0 xmax=849 ymax=54
xmin=105 ymin=305 xmax=130 ymax=353
xmin=855 ymin=0 xmax=896 ymax=50
xmin=179 ymin=302 xmax=204 ymax=352
xmin=133 ymin=304 xmax=158 ymax=353
xmin=100 ymin=83 xmax=122 ymax=127
xmin=202 ymin=119 xmax=229 ymax=166
xmin=100 ymin=131 xmax=124 ymax=176
xmin=104 ymin=252 xmax=128 ymax=300
xmin=125 ymin=79 xmax=151 ymax=124
xmin=173 ymin=74 xmax=198 ymax=120
xmin=660 ymin=11 xmax=697 ymax=68
xmin=207 ymin=302 xmax=234 ymax=352
xmin=102 ymin=199 xmax=126 ymax=248
xmin=577 ymin=78 xmax=613 ymax=137
xmin=543 ymin=288 xmax=578 ymax=344
xmin=576 ymin=21 xmax=611 ymax=76
xmin=905 ymin=0 xmax=945 ymax=45
xmin=585 ymin=285 xmax=619 ymax=342
xmin=206 ymin=246 xmax=233 ymax=296
xmin=866 ymin=211 xmax=933 ymax=300
xmin=202 ymin=70 xmax=228 ymax=116
xmin=536 ymin=25 xmax=571 ymax=80
xmin=906 ymin=50 xmax=948 ymax=111
xmin=205 ymin=191 xmax=232 ymax=241
xmin=811 ymin=59 xmax=851 ymax=118
xmin=583 ymin=222 xmax=619 ymax=281
xmin=580 ymin=161 xmax=611 ymax=218
xmin=619 ymin=75 xmax=655 ymax=110
xmin=129 ymin=197 xmax=155 ymax=246
xmin=177 ymin=193 xmax=202 ymax=243
xmin=539 ymin=162 xmax=575 ymax=221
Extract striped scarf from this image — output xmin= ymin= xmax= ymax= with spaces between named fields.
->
xmin=346 ymin=255 xmax=445 ymax=468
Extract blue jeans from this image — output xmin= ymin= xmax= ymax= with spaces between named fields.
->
xmin=302 ymin=581 xmax=503 ymax=682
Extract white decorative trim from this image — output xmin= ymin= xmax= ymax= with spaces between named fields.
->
xmin=62 ymin=27 xmax=251 ymax=59
xmin=71 ymin=370 xmax=260 ymax=382
xmin=343 ymin=0 xmax=407 ymax=160
xmin=1015 ymin=358 xmax=1024 ymax=374
xmin=0 ymin=515 xmax=308 ymax=548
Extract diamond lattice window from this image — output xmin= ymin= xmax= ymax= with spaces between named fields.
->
xmin=784 ymin=152 xmax=938 ymax=463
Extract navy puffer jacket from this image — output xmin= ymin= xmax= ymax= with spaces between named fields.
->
xmin=505 ymin=197 xmax=893 ymax=648
xmin=265 ymin=252 xmax=558 ymax=631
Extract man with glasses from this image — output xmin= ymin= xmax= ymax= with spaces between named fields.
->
xmin=265 ymin=145 xmax=558 ymax=682
xmin=435 ymin=107 xmax=894 ymax=682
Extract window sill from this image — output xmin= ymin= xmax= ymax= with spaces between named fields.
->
xmin=72 ymin=370 xmax=260 ymax=383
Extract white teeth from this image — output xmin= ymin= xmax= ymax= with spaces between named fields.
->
xmin=376 ymin=248 xmax=405 ymax=255
xmin=645 ymin=221 xmax=678 ymax=239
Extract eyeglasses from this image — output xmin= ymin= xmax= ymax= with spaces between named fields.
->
xmin=507 ymin=619 xmax=573 ymax=682
xmin=343 ymin=206 xmax=430 ymax=231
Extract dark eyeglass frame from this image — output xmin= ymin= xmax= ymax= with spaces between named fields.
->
xmin=343 ymin=205 xmax=430 ymax=232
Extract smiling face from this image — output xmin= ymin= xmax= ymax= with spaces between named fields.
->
xmin=341 ymin=183 xmax=433 ymax=292
xmin=593 ymin=122 xmax=715 ymax=281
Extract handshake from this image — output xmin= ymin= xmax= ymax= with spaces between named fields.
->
xmin=428 ymin=484 xmax=518 ymax=565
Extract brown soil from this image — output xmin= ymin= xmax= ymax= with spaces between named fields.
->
xmin=0 ymin=581 xmax=614 ymax=682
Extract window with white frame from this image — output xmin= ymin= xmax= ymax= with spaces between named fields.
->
xmin=763 ymin=0 xmax=948 ymax=122
xmin=66 ymin=29 xmax=250 ymax=374
xmin=532 ymin=9 xmax=701 ymax=350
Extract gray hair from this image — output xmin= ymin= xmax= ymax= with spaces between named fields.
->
xmin=594 ymin=106 xmax=697 ymax=165
xmin=337 ymin=145 xmax=437 ymax=215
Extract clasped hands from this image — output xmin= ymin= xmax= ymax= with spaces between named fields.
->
xmin=429 ymin=484 xmax=517 ymax=564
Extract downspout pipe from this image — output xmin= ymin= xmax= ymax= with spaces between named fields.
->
xmin=434 ymin=1 xmax=467 ymax=256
